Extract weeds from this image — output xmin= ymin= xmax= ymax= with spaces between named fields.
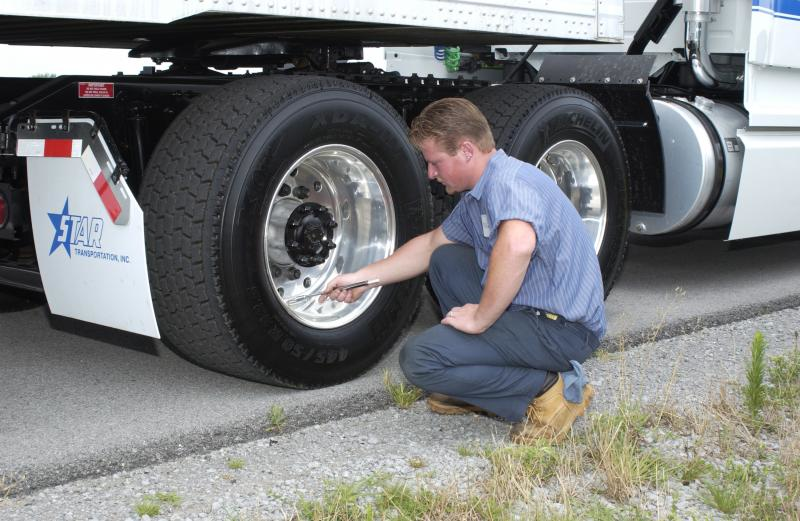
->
xmin=134 ymin=491 xmax=182 ymax=516
xmin=227 ymin=458 xmax=246 ymax=470
xmin=779 ymin=431 xmax=800 ymax=513
xmin=134 ymin=499 xmax=161 ymax=517
xmin=153 ymin=491 xmax=182 ymax=506
xmin=456 ymin=444 xmax=478 ymax=457
xmin=375 ymin=481 xmax=506 ymax=520
xmin=481 ymin=439 xmax=564 ymax=504
xmin=297 ymin=477 xmax=376 ymax=521
xmin=700 ymin=458 xmax=791 ymax=519
xmin=743 ymin=331 xmax=768 ymax=421
xmin=645 ymin=286 xmax=686 ymax=343
xmin=0 ymin=475 xmax=16 ymax=500
xmin=578 ymin=500 xmax=651 ymax=521
xmin=767 ymin=344 xmax=800 ymax=409
xmin=408 ymin=457 xmax=426 ymax=469
xmin=485 ymin=440 xmax=561 ymax=484
xmin=382 ymin=369 xmax=422 ymax=409
xmin=297 ymin=474 xmax=506 ymax=521
xmin=266 ymin=405 xmax=286 ymax=433
xmin=584 ymin=405 xmax=672 ymax=500
xmin=678 ymin=457 xmax=713 ymax=485
xmin=288 ymin=324 xmax=800 ymax=521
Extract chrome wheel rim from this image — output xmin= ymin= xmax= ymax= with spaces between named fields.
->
xmin=536 ymin=140 xmax=607 ymax=253
xmin=263 ymin=144 xmax=395 ymax=329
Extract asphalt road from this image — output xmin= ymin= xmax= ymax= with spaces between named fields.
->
xmin=2 ymin=232 xmax=800 ymax=494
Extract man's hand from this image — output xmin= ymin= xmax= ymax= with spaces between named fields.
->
xmin=318 ymin=273 xmax=371 ymax=304
xmin=441 ymin=303 xmax=491 ymax=334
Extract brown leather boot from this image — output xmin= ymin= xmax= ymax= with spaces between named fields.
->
xmin=427 ymin=393 xmax=495 ymax=416
xmin=509 ymin=374 xmax=594 ymax=444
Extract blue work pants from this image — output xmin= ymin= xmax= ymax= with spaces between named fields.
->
xmin=399 ymin=244 xmax=598 ymax=421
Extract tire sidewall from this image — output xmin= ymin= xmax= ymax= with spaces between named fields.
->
xmin=219 ymin=85 xmax=428 ymax=384
xmin=502 ymin=94 xmax=629 ymax=295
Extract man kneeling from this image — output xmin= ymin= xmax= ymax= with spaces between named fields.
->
xmin=321 ymin=98 xmax=605 ymax=442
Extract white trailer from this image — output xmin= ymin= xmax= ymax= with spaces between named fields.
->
xmin=1 ymin=0 xmax=795 ymax=386
xmin=388 ymin=0 xmax=800 ymax=241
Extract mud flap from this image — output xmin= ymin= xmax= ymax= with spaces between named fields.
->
xmin=18 ymin=117 xmax=160 ymax=338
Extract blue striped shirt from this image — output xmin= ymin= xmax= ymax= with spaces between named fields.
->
xmin=441 ymin=150 xmax=607 ymax=339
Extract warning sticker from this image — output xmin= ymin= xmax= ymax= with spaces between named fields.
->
xmin=78 ymin=82 xmax=114 ymax=99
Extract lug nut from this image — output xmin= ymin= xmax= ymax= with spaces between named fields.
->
xmin=278 ymin=184 xmax=291 ymax=197
xmin=289 ymin=268 xmax=301 ymax=280
xmin=293 ymin=186 xmax=310 ymax=199
xmin=303 ymin=277 xmax=311 ymax=288
xmin=314 ymin=181 xmax=322 ymax=192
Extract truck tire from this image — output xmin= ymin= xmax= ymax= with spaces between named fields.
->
xmin=140 ymin=76 xmax=430 ymax=387
xmin=466 ymin=84 xmax=630 ymax=296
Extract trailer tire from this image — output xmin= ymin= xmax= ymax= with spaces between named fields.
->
xmin=466 ymin=84 xmax=630 ymax=296
xmin=140 ymin=76 xmax=429 ymax=387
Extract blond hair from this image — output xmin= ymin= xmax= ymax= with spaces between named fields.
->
xmin=408 ymin=98 xmax=495 ymax=154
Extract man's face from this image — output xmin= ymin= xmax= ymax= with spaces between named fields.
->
xmin=419 ymin=139 xmax=467 ymax=195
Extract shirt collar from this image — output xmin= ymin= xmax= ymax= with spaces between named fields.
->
xmin=466 ymin=149 xmax=505 ymax=201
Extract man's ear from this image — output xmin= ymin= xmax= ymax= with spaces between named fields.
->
xmin=461 ymin=141 xmax=475 ymax=161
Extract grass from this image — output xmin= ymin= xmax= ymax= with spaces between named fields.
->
xmin=408 ymin=457 xmax=426 ymax=469
xmin=285 ymin=325 xmax=800 ymax=521
xmin=0 ymin=475 xmax=16 ymax=500
xmin=133 ymin=499 xmax=160 ymax=516
xmin=578 ymin=500 xmax=652 ymax=521
xmin=780 ymin=431 xmax=800 ymax=502
xmin=767 ymin=343 xmax=800 ymax=409
xmin=382 ymin=369 xmax=423 ymax=409
xmin=296 ymin=474 xmax=506 ymax=521
xmin=266 ymin=404 xmax=286 ymax=433
xmin=678 ymin=456 xmax=713 ymax=485
xmin=700 ymin=458 xmax=792 ymax=519
xmin=743 ymin=331 xmax=768 ymax=420
xmin=227 ymin=457 xmax=246 ymax=470
xmin=194 ymin=323 xmax=780 ymax=520
xmin=456 ymin=443 xmax=483 ymax=457
xmin=583 ymin=405 xmax=672 ymax=501
xmin=485 ymin=439 xmax=561 ymax=484
xmin=134 ymin=491 xmax=182 ymax=516
xmin=153 ymin=491 xmax=182 ymax=506
xmin=482 ymin=437 xmax=579 ymax=507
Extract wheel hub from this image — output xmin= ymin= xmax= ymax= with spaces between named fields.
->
xmin=284 ymin=202 xmax=337 ymax=267
xmin=536 ymin=140 xmax=607 ymax=254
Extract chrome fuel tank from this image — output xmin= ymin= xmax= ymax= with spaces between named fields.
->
xmin=631 ymin=96 xmax=748 ymax=235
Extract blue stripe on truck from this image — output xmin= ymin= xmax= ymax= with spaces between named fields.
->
xmin=753 ymin=0 xmax=800 ymax=20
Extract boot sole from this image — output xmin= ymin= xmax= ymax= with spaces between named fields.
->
xmin=427 ymin=398 xmax=495 ymax=417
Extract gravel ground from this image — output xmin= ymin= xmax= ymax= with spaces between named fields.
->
xmin=2 ymin=306 xmax=798 ymax=521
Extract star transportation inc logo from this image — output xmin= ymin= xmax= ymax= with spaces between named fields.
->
xmin=48 ymin=198 xmax=104 ymax=257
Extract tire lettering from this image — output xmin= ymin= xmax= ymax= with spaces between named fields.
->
xmin=350 ymin=113 xmax=370 ymax=130
xmin=311 ymin=114 xmax=328 ymax=130
xmin=566 ymin=112 xmax=611 ymax=147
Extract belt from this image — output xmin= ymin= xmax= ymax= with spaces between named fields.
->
xmin=532 ymin=308 xmax=564 ymax=323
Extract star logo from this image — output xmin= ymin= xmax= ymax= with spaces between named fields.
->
xmin=48 ymin=199 xmax=73 ymax=257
